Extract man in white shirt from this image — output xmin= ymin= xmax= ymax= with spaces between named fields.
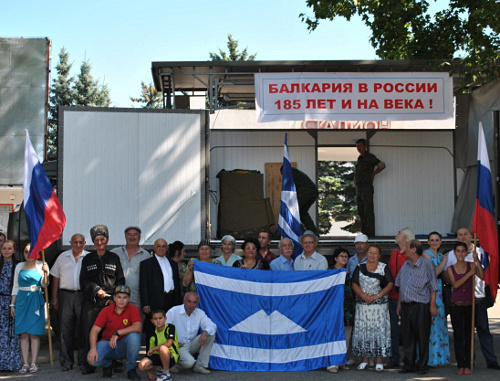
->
xmin=270 ymin=238 xmax=295 ymax=271
xmin=293 ymin=230 xmax=328 ymax=270
xmin=166 ymin=292 xmax=217 ymax=375
xmin=50 ymin=233 xmax=89 ymax=371
xmin=112 ymin=226 xmax=151 ymax=308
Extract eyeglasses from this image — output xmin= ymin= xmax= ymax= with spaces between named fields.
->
xmin=302 ymin=241 xmax=315 ymax=245
xmin=338 ymin=255 xmax=348 ymax=258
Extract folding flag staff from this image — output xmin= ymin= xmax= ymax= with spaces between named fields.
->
xmin=23 ymin=130 xmax=67 ymax=369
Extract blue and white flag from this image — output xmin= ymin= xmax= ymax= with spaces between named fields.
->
xmin=194 ymin=261 xmax=346 ymax=371
xmin=278 ymin=134 xmax=303 ymax=258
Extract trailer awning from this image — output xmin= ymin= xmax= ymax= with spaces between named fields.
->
xmin=151 ymin=59 xmax=463 ymax=113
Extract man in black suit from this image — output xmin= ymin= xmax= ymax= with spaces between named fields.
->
xmin=139 ymin=238 xmax=182 ymax=337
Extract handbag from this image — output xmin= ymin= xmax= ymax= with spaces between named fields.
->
xmin=485 ymin=284 xmax=495 ymax=309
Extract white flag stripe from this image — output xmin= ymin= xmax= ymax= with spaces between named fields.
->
xmin=211 ymin=341 xmax=346 ymax=364
xmin=278 ymin=214 xmax=301 ymax=241
xmin=229 ymin=310 xmax=307 ymax=335
xmin=281 ymin=190 xmax=300 ymax=217
xmin=195 ymin=270 xmax=345 ymax=297
xmin=478 ymin=123 xmax=491 ymax=171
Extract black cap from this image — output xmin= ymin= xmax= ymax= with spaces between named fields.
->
xmin=114 ymin=285 xmax=131 ymax=295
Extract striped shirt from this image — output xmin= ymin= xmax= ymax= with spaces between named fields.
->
xmin=395 ymin=256 xmax=438 ymax=304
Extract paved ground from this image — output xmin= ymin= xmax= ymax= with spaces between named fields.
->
xmin=2 ymin=302 xmax=500 ymax=381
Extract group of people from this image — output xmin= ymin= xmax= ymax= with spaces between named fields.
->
xmin=0 ymin=226 xmax=218 ymax=381
xmin=1 ymin=225 xmax=499 ymax=377
xmin=337 ymin=228 xmax=500 ymax=376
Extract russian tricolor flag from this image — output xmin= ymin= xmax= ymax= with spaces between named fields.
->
xmin=472 ymin=123 xmax=498 ymax=301
xmin=23 ymin=130 xmax=66 ymax=258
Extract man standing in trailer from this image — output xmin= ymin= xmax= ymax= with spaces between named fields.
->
xmin=354 ymin=138 xmax=386 ymax=237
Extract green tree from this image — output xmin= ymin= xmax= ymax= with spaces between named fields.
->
xmin=209 ymin=34 xmax=257 ymax=61
xmin=73 ymin=59 xmax=111 ymax=107
xmin=300 ymin=0 xmax=500 ymax=88
xmin=48 ymin=48 xmax=75 ymax=160
xmin=318 ymin=160 xmax=360 ymax=234
xmin=130 ymin=82 xmax=163 ymax=108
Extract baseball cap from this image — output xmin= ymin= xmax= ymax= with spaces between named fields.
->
xmin=354 ymin=234 xmax=369 ymax=243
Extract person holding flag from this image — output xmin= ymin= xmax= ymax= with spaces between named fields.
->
xmin=10 ymin=243 xmax=50 ymax=373
xmin=445 ymin=227 xmax=500 ymax=370
xmin=20 ymin=130 xmax=66 ymax=372
xmin=445 ymin=124 xmax=500 ymax=370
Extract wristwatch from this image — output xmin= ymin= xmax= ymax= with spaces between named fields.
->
xmin=114 ymin=331 xmax=120 ymax=337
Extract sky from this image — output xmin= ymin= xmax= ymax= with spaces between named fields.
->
xmin=0 ymin=0 xmax=379 ymax=106
xmin=0 ymin=0 xmax=444 ymax=108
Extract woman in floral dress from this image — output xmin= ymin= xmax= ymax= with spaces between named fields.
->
xmin=351 ymin=244 xmax=393 ymax=372
xmin=422 ymin=232 xmax=450 ymax=366
xmin=0 ymin=240 xmax=21 ymax=371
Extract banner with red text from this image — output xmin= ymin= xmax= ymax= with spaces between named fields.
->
xmin=255 ymin=72 xmax=453 ymax=122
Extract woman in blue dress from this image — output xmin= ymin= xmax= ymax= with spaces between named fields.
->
xmin=0 ymin=240 xmax=21 ymax=371
xmin=422 ymin=232 xmax=450 ymax=366
xmin=10 ymin=243 xmax=49 ymax=374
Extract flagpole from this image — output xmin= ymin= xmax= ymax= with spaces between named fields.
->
xmin=470 ymin=234 xmax=477 ymax=373
xmin=41 ymin=249 xmax=54 ymax=370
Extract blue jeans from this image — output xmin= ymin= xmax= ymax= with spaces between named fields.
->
xmin=92 ymin=332 xmax=141 ymax=371
xmin=475 ymin=297 xmax=497 ymax=365
xmin=389 ymin=298 xmax=401 ymax=363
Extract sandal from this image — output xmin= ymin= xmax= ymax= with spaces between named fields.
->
xmin=357 ymin=362 xmax=369 ymax=370
xmin=29 ymin=363 xmax=38 ymax=373
xmin=376 ymin=364 xmax=384 ymax=372
xmin=327 ymin=365 xmax=338 ymax=373
xmin=19 ymin=364 xmax=29 ymax=374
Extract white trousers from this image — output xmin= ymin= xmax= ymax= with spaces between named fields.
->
xmin=177 ymin=334 xmax=215 ymax=369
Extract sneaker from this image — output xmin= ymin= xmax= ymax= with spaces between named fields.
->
xmin=155 ymin=372 xmax=172 ymax=381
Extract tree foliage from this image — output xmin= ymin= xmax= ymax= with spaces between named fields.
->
xmin=130 ymin=82 xmax=163 ymax=108
xmin=48 ymin=50 xmax=111 ymax=160
xmin=300 ymin=0 xmax=500 ymax=88
xmin=209 ymin=34 xmax=257 ymax=61
xmin=318 ymin=160 xmax=360 ymax=234
xmin=48 ymin=48 xmax=74 ymax=160
xmin=73 ymin=59 xmax=111 ymax=107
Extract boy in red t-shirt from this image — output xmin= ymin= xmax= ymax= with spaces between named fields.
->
xmin=87 ymin=285 xmax=142 ymax=380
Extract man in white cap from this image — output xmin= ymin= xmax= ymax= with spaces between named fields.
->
xmin=112 ymin=226 xmax=151 ymax=308
xmin=293 ymin=230 xmax=328 ymax=270
xmin=347 ymin=234 xmax=369 ymax=276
